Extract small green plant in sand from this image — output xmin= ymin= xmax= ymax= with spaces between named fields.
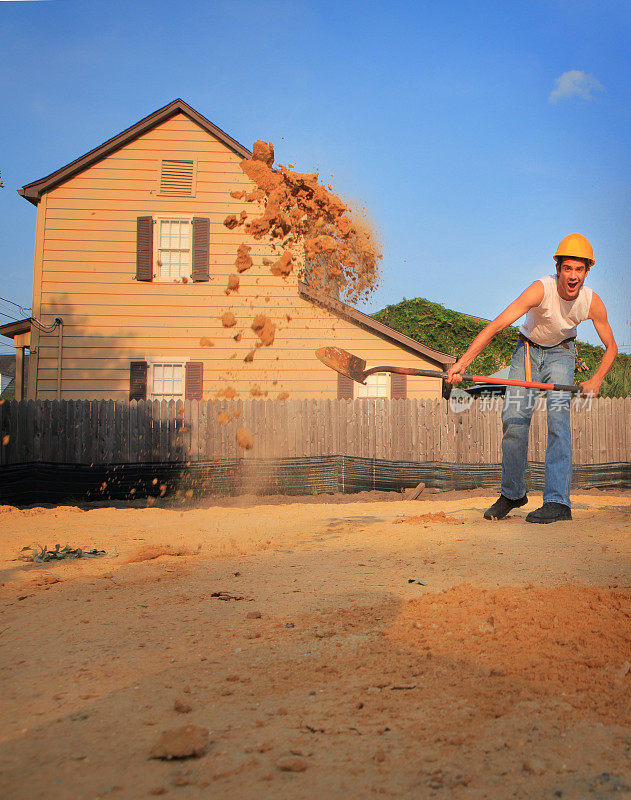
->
xmin=19 ymin=544 xmax=115 ymax=563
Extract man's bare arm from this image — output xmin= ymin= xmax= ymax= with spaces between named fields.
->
xmin=580 ymin=293 xmax=618 ymax=397
xmin=446 ymin=281 xmax=544 ymax=384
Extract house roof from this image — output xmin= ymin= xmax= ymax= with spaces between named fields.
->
xmin=19 ymin=99 xmax=253 ymax=205
xmin=298 ymin=282 xmax=455 ymax=368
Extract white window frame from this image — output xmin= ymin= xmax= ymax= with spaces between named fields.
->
xmin=148 ymin=357 xmax=190 ymax=401
xmin=153 ymin=215 xmax=194 ymax=281
xmin=355 ymin=372 xmax=390 ymax=399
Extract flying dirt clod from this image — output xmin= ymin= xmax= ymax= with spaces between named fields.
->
xmin=251 ymin=314 xmax=275 ymax=347
xmin=226 ymin=140 xmax=382 ymax=303
xmin=235 ymin=244 xmax=253 ymax=273
xmin=236 ymin=428 xmax=254 ymax=450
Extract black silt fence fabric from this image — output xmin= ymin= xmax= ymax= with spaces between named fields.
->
xmin=0 ymin=458 xmax=629 ymax=506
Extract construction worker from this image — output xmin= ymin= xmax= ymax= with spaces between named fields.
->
xmin=446 ymin=234 xmax=618 ymax=523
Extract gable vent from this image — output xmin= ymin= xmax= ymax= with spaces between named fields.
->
xmin=159 ymin=159 xmax=195 ymax=195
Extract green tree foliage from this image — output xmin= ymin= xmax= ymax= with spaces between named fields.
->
xmin=373 ymin=297 xmax=630 ymax=397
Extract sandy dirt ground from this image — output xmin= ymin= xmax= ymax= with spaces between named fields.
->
xmin=0 ymin=489 xmax=629 ymax=800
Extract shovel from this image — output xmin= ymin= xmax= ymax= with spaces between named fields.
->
xmin=315 ymin=346 xmax=580 ymax=396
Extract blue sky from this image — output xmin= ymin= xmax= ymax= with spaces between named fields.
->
xmin=1 ymin=0 xmax=629 ymax=356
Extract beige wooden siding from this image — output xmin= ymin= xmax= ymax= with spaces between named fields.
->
xmin=33 ymin=112 xmax=444 ymax=400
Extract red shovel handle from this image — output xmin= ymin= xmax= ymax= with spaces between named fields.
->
xmin=464 ymin=374 xmax=579 ymax=393
xmin=363 ymin=366 xmax=579 ymax=393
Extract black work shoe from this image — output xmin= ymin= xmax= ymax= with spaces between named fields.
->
xmin=525 ymin=502 xmax=572 ymax=524
xmin=483 ymin=493 xmax=528 ymax=520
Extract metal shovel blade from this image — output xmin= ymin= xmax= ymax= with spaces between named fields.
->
xmin=316 ymin=346 xmax=368 ymax=383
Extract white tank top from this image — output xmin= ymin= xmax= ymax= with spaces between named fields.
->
xmin=519 ymin=275 xmax=593 ymax=346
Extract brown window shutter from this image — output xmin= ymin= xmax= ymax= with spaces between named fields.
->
xmin=130 ymin=361 xmax=148 ymax=401
xmin=337 ymin=373 xmax=354 ymax=400
xmin=391 ymin=373 xmax=407 ymax=399
xmin=191 ymin=217 xmax=210 ymax=281
xmin=136 ymin=216 xmax=153 ymax=281
xmin=185 ymin=362 xmax=203 ymax=399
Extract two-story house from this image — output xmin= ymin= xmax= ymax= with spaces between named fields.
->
xmin=11 ymin=99 xmax=453 ymax=402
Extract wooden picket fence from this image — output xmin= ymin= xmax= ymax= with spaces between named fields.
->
xmin=1 ymin=397 xmax=629 ymax=467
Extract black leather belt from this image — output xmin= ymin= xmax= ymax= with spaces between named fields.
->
xmin=519 ymin=332 xmax=575 ymax=350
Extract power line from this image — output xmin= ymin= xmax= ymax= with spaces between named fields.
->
xmin=0 ymin=296 xmax=32 ymax=316
xmin=0 ymin=311 xmax=21 ymax=323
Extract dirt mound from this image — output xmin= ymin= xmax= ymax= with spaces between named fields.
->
xmin=227 ymin=141 xmax=381 ymax=303
xmin=149 ymin=725 xmax=209 ymax=760
xmin=125 ymin=544 xmax=191 ymax=564
xmin=393 ymin=512 xmax=465 ymax=524
xmin=391 ymin=584 xmax=631 ymax=724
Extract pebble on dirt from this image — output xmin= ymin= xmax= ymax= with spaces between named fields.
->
xmin=522 ymin=758 xmax=547 ymax=775
xmin=149 ymin=724 xmax=209 ymax=760
xmin=173 ymin=698 xmax=192 ymax=714
xmin=275 ymin=755 xmax=308 ymax=772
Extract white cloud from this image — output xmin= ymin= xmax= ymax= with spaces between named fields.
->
xmin=549 ymin=70 xmax=605 ymax=103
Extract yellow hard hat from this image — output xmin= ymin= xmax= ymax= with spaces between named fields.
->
xmin=554 ymin=233 xmax=594 ymax=267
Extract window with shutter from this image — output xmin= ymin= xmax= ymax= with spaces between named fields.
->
xmin=150 ymin=362 xmax=185 ymax=400
xmin=140 ymin=215 xmax=209 ymax=282
xmin=159 ymin=159 xmax=195 ymax=196
xmin=157 ymin=219 xmax=191 ymax=279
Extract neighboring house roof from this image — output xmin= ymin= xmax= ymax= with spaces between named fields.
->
xmin=0 ymin=354 xmax=30 ymax=400
xmin=19 ymin=98 xmax=253 ymax=206
xmin=299 ymin=282 xmax=455 ymax=368
xmin=0 ymin=354 xmax=16 ymax=378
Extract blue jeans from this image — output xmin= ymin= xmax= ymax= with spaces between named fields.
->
xmin=501 ymin=338 xmax=575 ymax=507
